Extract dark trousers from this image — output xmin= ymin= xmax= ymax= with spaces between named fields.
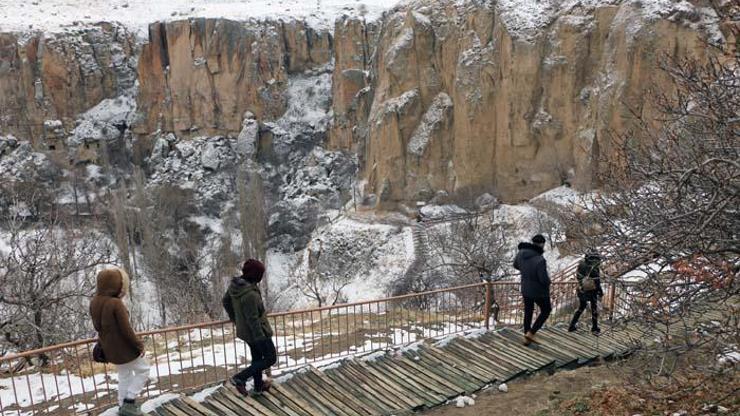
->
xmin=570 ymin=291 xmax=599 ymax=330
xmin=523 ymin=296 xmax=551 ymax=334
xmin=234 ymin=338 xmax=277 ymax=390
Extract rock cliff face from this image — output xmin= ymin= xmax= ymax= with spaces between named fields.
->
xmin=135 ymin=19 xmax=332 ymax=137
xmin=0 ymin=24 xmax=138 ymax=144
xmin=0 ymin=0 xmax=735 ymax=207
xmin=329 ymin=0 xmax=734 ymax=206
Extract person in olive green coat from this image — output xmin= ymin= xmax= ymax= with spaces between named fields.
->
xmin=222 ymin=259 xmax=276 ymax=397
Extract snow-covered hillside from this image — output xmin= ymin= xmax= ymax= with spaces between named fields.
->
xmin=0 ymin=0 xmax=397 ymax=35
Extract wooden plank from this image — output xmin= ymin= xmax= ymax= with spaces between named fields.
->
xmin=263 ymin=385 xmax=314 ymax=416
xmin=271 ymin=383 xmax=328 ymax=415
xmin=534 ymin=330 xmax=601 ymax=360
xmin=420 ymin=345 xmax=498 ymax=382
xmin=347 ymin=360 xmax=427 ymax=408
xmin=289 ymin=375 xmax=355 ymax=416
xmin=297 ymin=372 xmax=364 ymax=416
xmin=255 ymin=393 xmax=302 ymax=416
xmin=342 ymin=361 xmax=420 ymax=410
xmin=497 ymin=328 xmax=579 ymax=367
xmin=455 ymin=338 xmax=536 ymax=374
xmin=156 ymin=404 xmax=180 ymax=416
xmin=206 ymin=393 xmax=242 ymax=416
xmin=376 ymin=357 xmax=455 ymax=398
xmin=550 ymin=328 xmax=618 ymax=357
xmin=279 ymin=378 xmax=339 ymax=415
xmin=546 ymin=328 xmax=613 ymax=355
xmin=396 ymin=355 xmax=471 ymax=394
xmin=403 ymin=351 xmax=481 ymax=393
xmin=427 ymin=343 xmax=507 ymax=381
xmin=324 ymin=369 xmax=394 ymax=414
xmin=180 ymin=397 xmax=220 ymax=416
xmin=480 ymin=333 xmax=556 ymax=369
xmin=219 ymin=389 xmax=281 ymax=416
xmin=530 ymin=331 xmax=599 ymax=362
xmin=362 ymin=359 xmax=440 ymax=407
xmin=365 ymin=359 xmax=446 ymax=405
xmin=445 ymin=341 xmax=523 ymax=379
xmin=412 ymin=347 xmax=492 ymax=384
xmin=305 ymin=368 xmax=377 ymax=416
xmin=162 ymin=402 xmax=190 ymax=416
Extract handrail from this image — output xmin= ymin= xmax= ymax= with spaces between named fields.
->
xmin=1 ymin=262 xmax=583 ymax=363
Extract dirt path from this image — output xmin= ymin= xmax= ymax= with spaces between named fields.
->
xmin=422 ymin=363 xmax=620 ymax=416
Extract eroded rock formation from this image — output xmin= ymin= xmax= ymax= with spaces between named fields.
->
xmin=330 ymin=0 xmax=735 ymax=206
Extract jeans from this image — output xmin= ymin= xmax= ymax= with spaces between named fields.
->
xmin=116 ymin=356 xmax=150 ymax=406
xmin=570 ymin=290 xmax=599 ymax=330
xmin=523 ymin=296 xmax=552 ymax=335
xmin=234 ymin=338 xmax=277 ymax=391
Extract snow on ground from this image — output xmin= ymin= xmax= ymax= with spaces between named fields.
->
xmin=267 ymin=217 xmax=413 ymax=310
xmin=0 ymin=0 xmax=397 ymax=35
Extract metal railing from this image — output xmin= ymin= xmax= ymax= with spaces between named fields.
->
xmin=0 ymin=279 xmax=632 ymax=416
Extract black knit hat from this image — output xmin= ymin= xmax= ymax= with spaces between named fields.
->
xmin=532 ymin=234 xmax=546 ymax=245
xmin=242 ymin=259 xmax=266 ymax=283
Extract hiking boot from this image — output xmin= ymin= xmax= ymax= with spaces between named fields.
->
xmin=523 ymin=331 xmax=535 ymax=346
xmin=591 ymin=327 xmax=601 ymax=336
xmin=118 ymin=399 xmax=144 ymax=416
xmin=228 ymin=377 xmax=249 ymax=397
xmin=568 ymin=325 xmax=577 ymax=333
xmin=251 ymin=379 xmax=272 ymax=397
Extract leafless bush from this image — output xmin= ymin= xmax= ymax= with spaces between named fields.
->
xmin=572 ymin=54 xmax=739 ymax=379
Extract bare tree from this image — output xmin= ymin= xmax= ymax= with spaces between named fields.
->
xmin=293 ymin=232 xmax=381 ymax=307
xmin=0 ymin=210 xmax=114 ymax=353
xmin=237 ymin=162 xmax=268 ymax=297
xmin=571 ymin=54 xmax=738 ymax=381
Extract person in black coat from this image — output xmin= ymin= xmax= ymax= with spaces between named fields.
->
xmin=568 ymin=250 xmax=604 ymax=335
xmin=514 ymin=234 xmax=551 ymax=345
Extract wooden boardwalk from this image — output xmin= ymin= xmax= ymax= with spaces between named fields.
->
xmin=147 ymin=324 xmax=643 ymax=416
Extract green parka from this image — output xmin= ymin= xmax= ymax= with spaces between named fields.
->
xmin=222 ymin=277 xmax=273 ymax=344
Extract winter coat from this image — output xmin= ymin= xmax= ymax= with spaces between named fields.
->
xmin=89 ymin=268 xmax=144 ymax=365
xmin=576 ymin=258 xmax=604 ymax=296
xmin=222 ymin=277 xmax=274 ymax=344
xmin=514 ymin=242 xmax=551 ymax=299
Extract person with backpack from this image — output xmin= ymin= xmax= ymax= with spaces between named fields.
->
xmin=89 ymin=267 xmax=150 ymax=416
xmin=568 ymin=250 xmax=604 ymax=335
xmin=514 ymin=234 xmax=552 ymax=346
xmin=222 ymin=259 xmax=277 ymax=397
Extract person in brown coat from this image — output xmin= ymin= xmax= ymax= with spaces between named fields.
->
xmin=90 ymin=267 xmax=150 ymax=416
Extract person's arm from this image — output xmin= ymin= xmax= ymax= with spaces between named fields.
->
xmin=594 ymin=267 xmax=604 ymax=296
xmin=222 ymin=291 xmax=235 ymax=321
xmin=113 ymin=300 xmax=144 ymax=354
xmin=538 ymin=259 xmax=551 ymax=287
xmin=242 ymin=292 xmax=267 ymax=341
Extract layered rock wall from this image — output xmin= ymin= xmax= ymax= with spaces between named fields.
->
xmin=135 ymin=19 xmax=332 ymax=137
xmin=0 ymin=24 xmax=137 ymax=144
xmin=329 ymin=0 xmax=731 ymax=205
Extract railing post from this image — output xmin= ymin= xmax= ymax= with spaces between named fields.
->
xmin=608 ymin=280 xmax=617 ymax=322
xmin=484 ymin=280 xmax=492 ymax=330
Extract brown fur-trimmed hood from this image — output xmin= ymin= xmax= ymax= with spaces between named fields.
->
xmin=95 ymin=267 xmax=130 ymax=298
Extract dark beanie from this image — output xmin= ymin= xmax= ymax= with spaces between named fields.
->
xmin=532 ymin=234 xmax=546 ymax=244
xmin=242 ymin=259 xmax=266 ymax=282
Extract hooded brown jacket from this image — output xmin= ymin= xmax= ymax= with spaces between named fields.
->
xmin=89 ymin=268 xmax=144 ymax=365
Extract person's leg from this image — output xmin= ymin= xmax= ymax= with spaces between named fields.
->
xmin=569 ymin=293 xmax=588 ymax=330
xmin=589 ymin=293 xmax=600 ymax=333
xmin=523 ymin=297 xmax=535 ymax=334
xmin=117 ymin=365 xmax=133 ymax=407
xmin=125 ymin=357 xmax=150 ymax=402
xmin=530 ymin=297 xmax=552 ymax=334
xmin=233 ymin=342 xmax=263 ymax=384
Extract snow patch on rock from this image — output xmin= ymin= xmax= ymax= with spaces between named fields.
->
xmin=408 ymin=92 xmax=453 ymax=157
